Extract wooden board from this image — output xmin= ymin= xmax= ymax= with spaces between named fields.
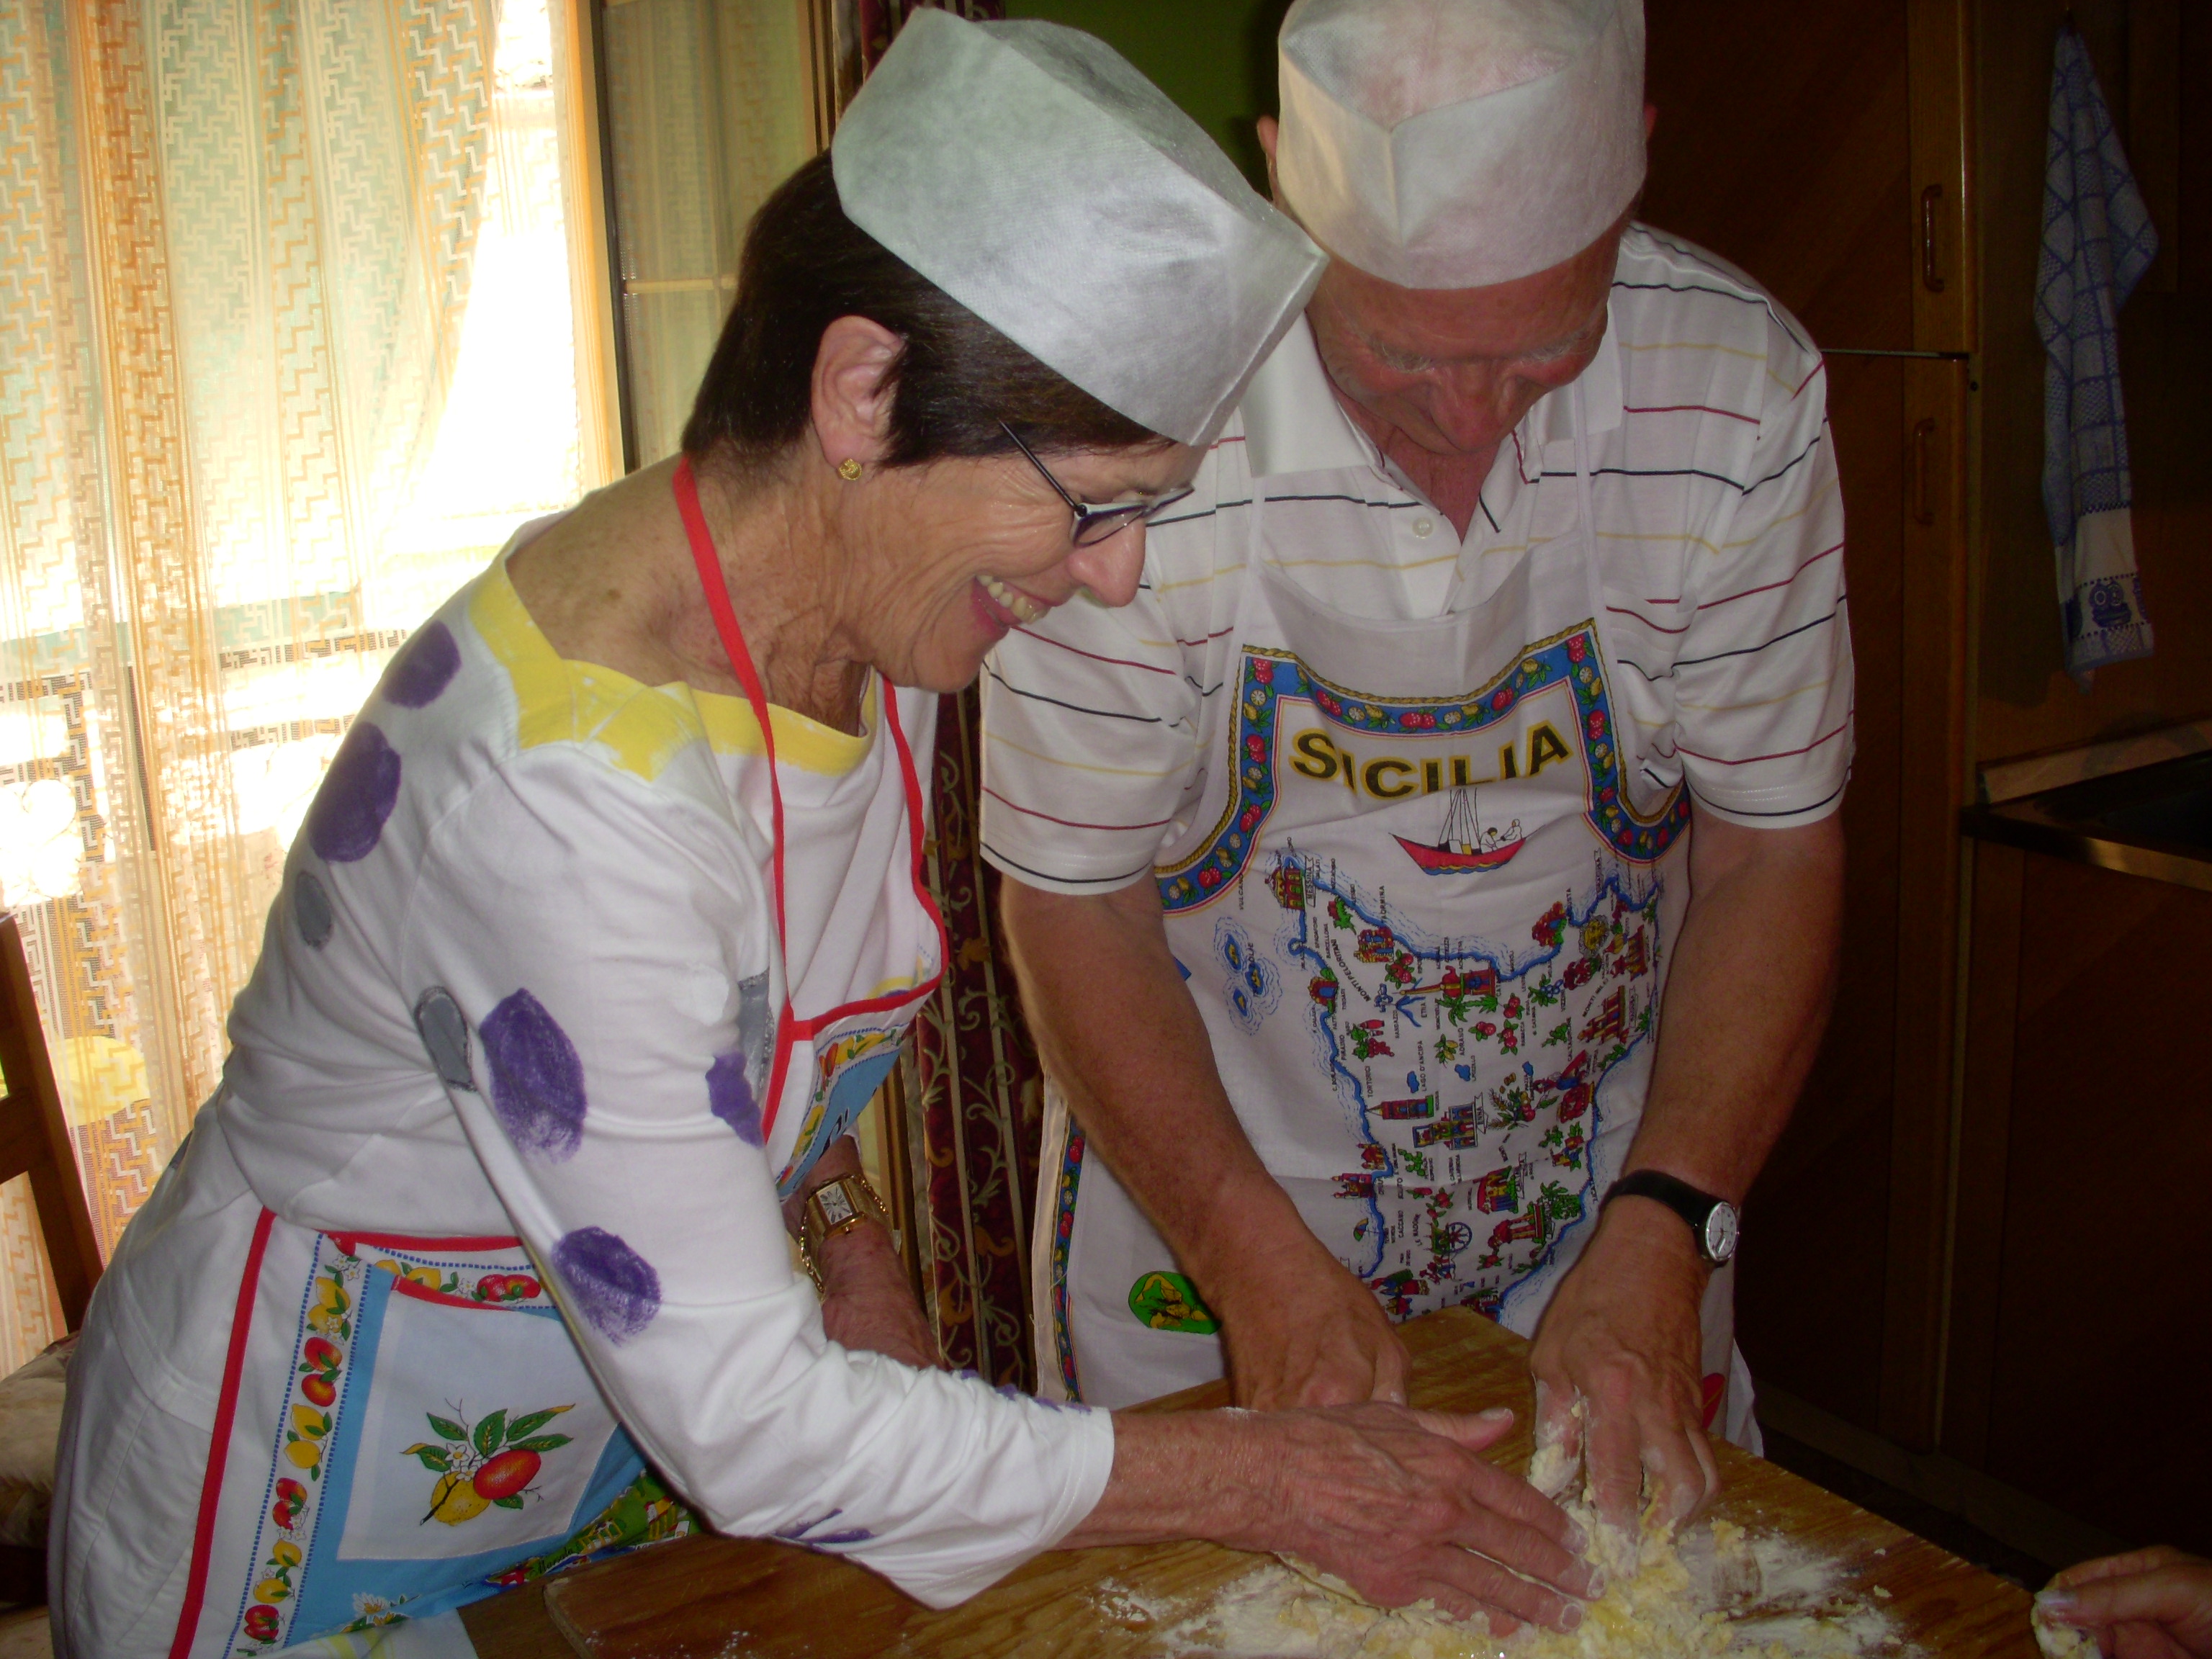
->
xmin=460 ymin=1308 xmax=2037 ymax=1658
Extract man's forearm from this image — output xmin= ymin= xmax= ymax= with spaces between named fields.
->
xmin=997 ymin=877 xmax=1303 ymax=1288
xmin=1626 ymin=811 xmax=1845 ymax=1201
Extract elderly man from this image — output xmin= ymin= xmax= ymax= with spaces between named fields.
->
xmin=981 ymin=0 xmax=1848 ymax=1537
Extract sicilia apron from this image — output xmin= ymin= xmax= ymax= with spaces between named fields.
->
xmin=1039 ymin=389 xmax=1747 ymax=1435
xmin=163 ymin=462 xmax=945 ymax=1655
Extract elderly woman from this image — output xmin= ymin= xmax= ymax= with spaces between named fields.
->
xmin=50 ymin=16 xmax=1594 ymax=1656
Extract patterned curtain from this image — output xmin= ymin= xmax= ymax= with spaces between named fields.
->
xmin=897 ymin=683 xmax=1044 ymax=1388
xmin=0 ymin=0 xmax=513 ymax=1374
xmin=850 ymin=0 xmax=1002 ymax=76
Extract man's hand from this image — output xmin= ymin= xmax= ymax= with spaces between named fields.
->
xmin=1205 ymin=1220 xmax=1408 ymax=1409
xmin=2041 ymin=1547 xmax=2212 ymax=1659
xmin=817 ymin=1218 xmax=942 ymax=1370
xmin=1527 ymin=1195 xmax=1715 ymax=1529
xmin=1523 ymin=813 xmax=1843 ymax=1527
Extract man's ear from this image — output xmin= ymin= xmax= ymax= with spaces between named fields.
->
xmin=1256 ymin=113 xmax=1282 ymax=204
xmin=810 ymin=314 xmax=904 ymax=474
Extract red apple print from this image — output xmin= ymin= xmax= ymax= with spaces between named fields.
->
xmin=508 ymin=1276 xmax=540 ymax=1300
xmin=244 ymin=1606 xmax=281 ymax=1642
xmin=474 ymin=1274 xmax=510 ymax=1301
xmin=300 ymin=1374 xmax=336 ymax=1408
xmin=302 ymin=1338 xmax=341 ymax=1371
xmin=473 ymin=1447 xmax=541 ymax=1501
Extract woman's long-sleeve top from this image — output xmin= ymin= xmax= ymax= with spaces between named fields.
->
xmin=207 ymin=529 xmax=1112 ymax=1605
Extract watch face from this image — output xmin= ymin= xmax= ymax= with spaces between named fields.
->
xmin=817 ymin=1184 xmax=858 ymax=1229
xmin=1704 ymin=1202 xmax=1740 ymax=1263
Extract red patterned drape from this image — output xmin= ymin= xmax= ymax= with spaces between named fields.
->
xmin=855 ymin=0 xmax=1006 ymax=75
xmin=897 ymin=685 xmax=1043 ymax=1388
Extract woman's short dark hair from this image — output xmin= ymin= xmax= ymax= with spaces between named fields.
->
xmin=683 ymin=153 xmax=1158 ymax=469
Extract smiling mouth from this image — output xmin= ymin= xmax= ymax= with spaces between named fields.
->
xmin=979 ymin=574 xmax=1048 ymax=624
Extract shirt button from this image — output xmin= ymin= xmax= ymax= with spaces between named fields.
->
xmin=1411 ymin=517 xmax=1436 ymax=538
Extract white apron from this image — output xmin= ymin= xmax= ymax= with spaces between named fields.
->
xmin=1038 ymin=391 xmax=1751 ymax=1439
xmin=78 ymin=462 xmax=947 ymax=1658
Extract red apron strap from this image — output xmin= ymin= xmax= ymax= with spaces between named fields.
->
xmin=170 ymin=1207 xmax=278 ymax=1659
xmin=674 ymin=459 xmax=802 ymax=1135
xmin=671 ymin=460 xmax=948 ymax=1128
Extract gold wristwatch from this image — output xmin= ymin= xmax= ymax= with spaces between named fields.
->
xmin=798 ymin=1172 xmax=889 ymax=1292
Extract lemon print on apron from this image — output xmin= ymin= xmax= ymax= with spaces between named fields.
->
xmin=1128 ymin=1271 xmax=1220 ymax=1334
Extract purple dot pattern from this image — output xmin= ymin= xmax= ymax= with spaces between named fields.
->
xmin=305 ymin=721 xmax=401 ymax=863
xmin=552 ymin=1226 xmax=660 ymax=1344
xmin=706 ymin=1051 xmax=761 ymax=1146
xmin=293 ymin=868 xmax=333 ymax=948
xmin=481 ymin=988 xmax=587 ymax=1160
xmin=382 ymin=621 xmax=462 ymax=709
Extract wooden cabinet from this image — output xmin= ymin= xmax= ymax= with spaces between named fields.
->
xmin=1650 ymin=0 xmax=2212 ymax=1554
xmin=1642 ymin=0 xmax=1974 ymax=1452
xmin=1954 ymin=845 xmax=2212 ymax=1557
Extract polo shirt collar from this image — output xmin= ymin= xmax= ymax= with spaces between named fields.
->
xmin=1236 ymin=300 xmax=1627 ymax=481
xmin=1533 ymin=300 xmax=1624 ymax=446
xmin=1239 ymin=314 xmax=1374 ymax=480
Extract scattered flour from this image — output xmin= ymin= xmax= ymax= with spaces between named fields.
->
xmin=1133 ymin=1513 xmax=1913 ymax=1659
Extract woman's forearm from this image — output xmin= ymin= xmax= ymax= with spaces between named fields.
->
xmin=1060 ymin=1412 xmax=1263 ymax=1549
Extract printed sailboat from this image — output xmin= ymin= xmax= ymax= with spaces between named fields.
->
xmin=1393 ymin=788 xmax=1524 ymax=873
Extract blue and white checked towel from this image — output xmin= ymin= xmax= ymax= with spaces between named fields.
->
xmin=2037 ymin=23 xmax=2160 ymax=683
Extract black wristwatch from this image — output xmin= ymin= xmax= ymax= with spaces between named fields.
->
xmin=1603 ymin=1170 xmax=1740 ymax=1264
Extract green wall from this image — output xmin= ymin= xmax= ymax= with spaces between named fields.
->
xmin=1002 ymin=0 xmax=1292 ymax=189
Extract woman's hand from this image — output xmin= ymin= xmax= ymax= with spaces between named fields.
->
xmin=2040 ymin=1547 xmax=2212 ymax=1659
xmin=1069 ymin=1403 xmax=1596 ymax=1636
xmin=783 ymin=1136 xmax=940 ymax=1370
xmin=817 ymin=1217 xmax=941 ymax=1370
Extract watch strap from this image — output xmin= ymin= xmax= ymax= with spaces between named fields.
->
xmin=1602 ymin=1169 xmax=1735 ymax=1263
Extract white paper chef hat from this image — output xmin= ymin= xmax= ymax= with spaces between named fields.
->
xmin=1276 ymin=0 xmax=1646 ymax=289
xmin=831 ymin=10 xmax=1325 ymax=449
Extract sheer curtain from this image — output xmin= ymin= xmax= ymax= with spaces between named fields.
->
xmin=598 ymin=0 xmax=820 ymax=468
xmin=0 ymin=0 xmax=602 ymax=1374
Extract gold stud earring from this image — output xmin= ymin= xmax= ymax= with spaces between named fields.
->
xmin=837 ymin=458 xmax=863 ymax=481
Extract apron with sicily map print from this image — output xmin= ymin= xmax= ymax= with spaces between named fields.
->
xmin=1040 ymin=390 xmax=1749 ymax=1435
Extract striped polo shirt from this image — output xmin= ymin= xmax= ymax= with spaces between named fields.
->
xmin=979 ymin=225 xmax=1853 ymax=892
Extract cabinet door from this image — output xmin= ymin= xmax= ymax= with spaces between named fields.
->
xmin=1736 ymin=357 xmax=1969 ymax=1443
xmin=1951 ymin=851 xmax=2212 ymax=1556
xmin=1642 ymin=0 xmax=1915 ymax=351
xmin=1640 ymin=0 xmax=1974 ymax=354
xmin=1736 ymin=354 xmax=1905 ymax=1431
xmin=1880 ymin=356 xmax=1972 ymax=1449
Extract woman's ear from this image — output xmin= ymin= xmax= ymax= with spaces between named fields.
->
xmin=811 ymin=315 xmax=904 ymax=473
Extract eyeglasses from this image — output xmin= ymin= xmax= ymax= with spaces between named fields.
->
xmin=998 ymin=423 xmax=1195 ymax=547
